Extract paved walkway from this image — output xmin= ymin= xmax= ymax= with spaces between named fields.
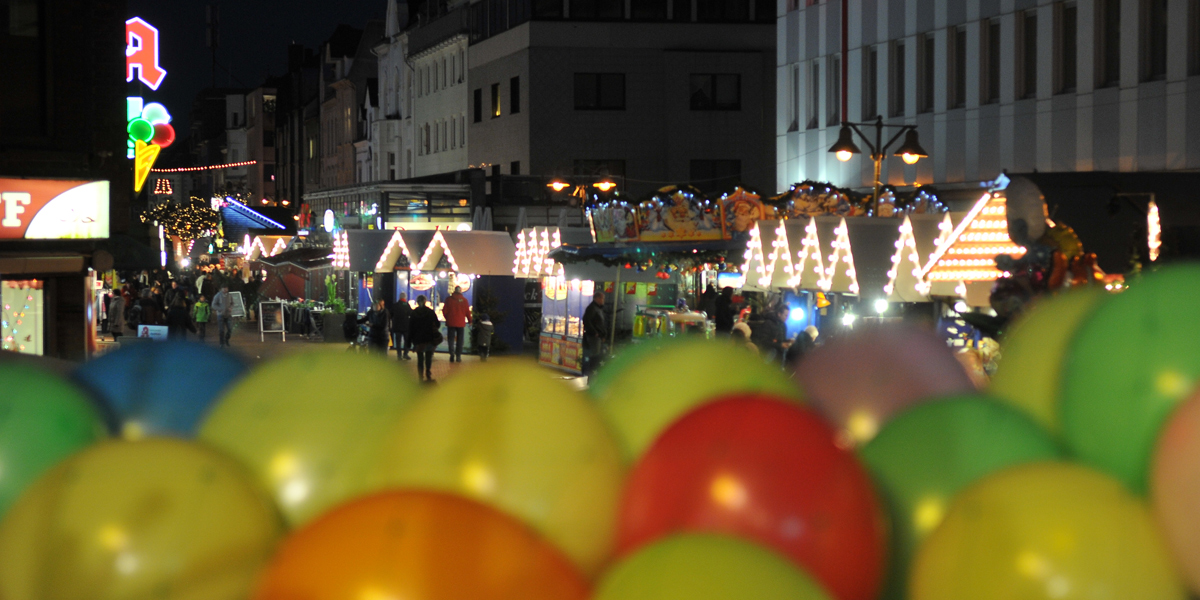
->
xmin=100 ymin=320 xmax=585 ymax=388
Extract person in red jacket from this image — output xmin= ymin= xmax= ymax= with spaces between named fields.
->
xmin=442 ymin=285 xmax=472 ymax=362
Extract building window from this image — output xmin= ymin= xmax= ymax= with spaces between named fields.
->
xmin=951 ymin=26 xmax=967 ymax=108
xmin=631 ymin=0 xmax=668 ymax=19
xmin=689 ymin=159 xmax=741 ymax=193
xmin=1019 ymin=11 xmax=1037 ymax=99
xmin=919 ymin=33 xmax=934 ymax=113
xmin=1190 ymin=0 xmax=1200 ymax=75
xmin=511 ymin=161 xmax=521 ymax=174
xmin=690 ymin=73 xmax=741 ymax=110
xmin=460 ymin=114 xmax=466 ymax=146
xmin=511 ymin=76 xmax=521 ymax=113
xmin=1143 ymin=0 xmax=1168 ymax=81
xmin=806 ymin=60 xmax=819 ymax=129
xmin=443 ymin=57 xmax=448 ymax=88
xmin=1057 ymin=2 xmax=1078 ymax=93
xmin=434 ymin=62 xmax=439 ymax=92
xmin=474 ymin=88 xmax=483 ymax=122
xmin=451 ymin=119 xmax=457 ymax=148
xmin=985 ymin=19 xmax=1001 ymax=102
xmin=672 ymin=0 xmax=691 ymax=21
xmin=389 ymin=152 xmax=397 ymax=179
xmin=491 ymin=83 xmax=501 ymax=117
xmin=827 ymin=55 xmax=841 ymax=126
xmin=433 ymin=122 xmax=439 ymax=152
xmin=1098 ymin=0 xmax=1121 ymax=87
xmin=863 ymin=46 xmax=878 ymax=119
xmin=533 ymin=0 xmax=564 ymax=18
xmin=788 ymin=64 xmax=800 ymax=131
xmin=754 ymin=0 xmax=773 ymax=22
xmin=574 ymin=159 xmax=626 ymax=178
xmin=571 ymin=0 xmax=624 ymax=18
xmin=574 ymin=73 xmax=626 ymax=109
xmin=890 ymin=41 xmax=905 ymax=117
xmin=443 ymin=120 xmax=448 ymax=149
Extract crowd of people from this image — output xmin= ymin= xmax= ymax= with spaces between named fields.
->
xmin=356 ymin=286 xmax=495 ymax=383
xmin=581 ymin=283 xmax=821 ymax=376
xmin=100 ymin=267 xmax=258 ymax=347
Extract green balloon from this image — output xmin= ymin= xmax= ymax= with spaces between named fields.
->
xmin=1062 ymin=265 xmax=1200 ymax=494
xmin=127 ymin=118 xmax=154 ymax=143
xmin=859 ymin=396 xmax=1060 ymax=600
xmin=0 ymin=363 xmax=106 ymax=519
xmin=988 ymin=287 xmax=1106 ymax=434
xmin=589 ymin=337 xmax=802 ymax=464
xmin=594 ymin=534 xmax=832 ymax=600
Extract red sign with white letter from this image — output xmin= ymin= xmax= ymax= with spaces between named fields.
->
xmin=0 ymin=179 xmax=110 ymax=240
xmin=126 ymin=17 xmax=167 ymax=90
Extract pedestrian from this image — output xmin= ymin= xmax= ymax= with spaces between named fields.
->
xmin=139 ymin=288 xmax=163 ymax=326
xmin=192 ymin=294 xmax=211 ymax=341
xmin=582 ymin=291 xmax=607 ymax=376
xmin=211 ymin=284 xmax=235 ymax=347
xmin=390 ymin=293 xmax=412 ymax=360
xmin=784 ymin=325 xmax=818 ymax=367
xmin=166 ymin=298 xmax=195 ymax=340
xmin=108 ymin=290 xmax=126 ymax=341
xmin=476 ymin=315 xmax=494 ymax=361
xmin=164 ymin=280 xmax=184 ymax=309
xmin=699 ymin=283 xmax=718 ymax=318
xmin=714 ymin=286 xmax=735 ymax=333
xmin=362 ymin=298 xmax=390 ymax=355
xmin=442 ymin=286 xmax=471 ymax=362
xmin=752 ymin=304 xmax=789 ymax=363
xmin=409 ymin=295 xmax=442 ymax=382
xmin=731 ymin=322 xmax=759 ymax=355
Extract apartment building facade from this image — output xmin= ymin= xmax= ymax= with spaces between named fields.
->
xmin=778 ymin=0 xmax=1200 ymax=195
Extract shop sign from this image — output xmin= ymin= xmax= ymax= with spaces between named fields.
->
xmin=0 ymin=179 xmax=110 ymax=240
xmin=450 ymin=272 xmax=471 ymax=293
xmin=410 ymin=273 xmax=435 ymax=291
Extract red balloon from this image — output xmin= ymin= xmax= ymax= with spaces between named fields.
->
xmin=151 ymin=122 xmax=175 ymax=148
xmin=616 ymin=395 xmax=886 ymax=600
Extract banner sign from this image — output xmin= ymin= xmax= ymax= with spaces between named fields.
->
xmin=0 ymin=179 xmax=110 ymax=240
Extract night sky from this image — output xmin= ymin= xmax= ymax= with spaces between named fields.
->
xmin=126 ymin=0 xmax=388 ymax=133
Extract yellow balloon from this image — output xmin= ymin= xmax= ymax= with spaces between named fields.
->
xmin=365 ymin=359 xmax=624 ymax=578
xmin=200 ymin=349 xmax=421 ymax=527
xmin=912 ymin=462 xmax=1184 ymax=600
xmin=0 ymin=439 xmax=282 ymax=600
xmin=989 ymin=288 xmax=1105 ymax=433
xmin=590 ymin=338 xmax=802 ymax=463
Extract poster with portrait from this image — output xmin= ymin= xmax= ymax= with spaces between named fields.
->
xmin=720 ymin=187 xmax=770 ymax=241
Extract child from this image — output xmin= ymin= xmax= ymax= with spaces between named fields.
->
xmin=193 ymin=295 xmax=211 ymax=341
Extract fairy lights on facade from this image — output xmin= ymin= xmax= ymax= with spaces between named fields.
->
xmin=884 ymin=216 xmax=927 ymax=298
xmin=921 ymin=192 xmax=1024 ymax=284
xmin=788 ymin=218 xmax=827 ymax=289
xmin=150 ymin=160 xmax=257 ymax=173
xmin=331 ymin=231 xmax=350 ymax=269
xmin=376 ymin=230 xmax=415 ymax=272
xmin=1148 ymin=201 xmax=1161 ymax=262
xmin=415 ymin=231 xmax=461 ymax=272
xmin=823 ymin=218 xmax=859 ymax=294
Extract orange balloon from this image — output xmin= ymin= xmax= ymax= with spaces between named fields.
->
xmin=254 ymin=490 xmax=590 ymax=600
xmin=1152 ymin=390 xmax=1200 ymax=595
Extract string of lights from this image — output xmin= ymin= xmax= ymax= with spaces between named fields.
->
xmin=150 ymin=160 xmax=257 ymax=173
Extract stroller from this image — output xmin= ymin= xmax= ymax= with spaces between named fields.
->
xmin=343 ymin=310 xmax=371 ymax=352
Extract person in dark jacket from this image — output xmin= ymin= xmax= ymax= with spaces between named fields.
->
xmin=699 ymin=284 xmax=718 ymax=318
xmin=582 ymin=292 xmax=607 ymax=375
xmin=361 ymin=299 xmax=390 ymax=355
xmin=166 ymin=298 xmax=196 ymax=340
xmin=753 ymin=304 xmax=789 ymax=363
xmin=714 ymin=287 xmax=735 ymax=333
xmin=390 ymin=293 xmax=413 ymax=360
xmin=409 ymin=295 xmax=441 ymax=381
xmin=139 ymin=288 xmax=164 ymax=326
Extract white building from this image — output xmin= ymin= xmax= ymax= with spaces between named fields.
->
xmin=778 ymin=0 xmax=1200 ymax=196
xmin=410 ymin=20 xmax=470 ymax=177
xmin=373 ymin=0 xmax=417 ymax=181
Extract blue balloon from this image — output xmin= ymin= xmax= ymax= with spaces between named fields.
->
xmin=73 ymin=341 xmax=247 ymax=437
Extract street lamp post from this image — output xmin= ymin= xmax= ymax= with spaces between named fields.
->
xmin=828 ymin=116 xmax=929 ymax=214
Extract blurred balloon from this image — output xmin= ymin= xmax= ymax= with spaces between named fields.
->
xmin=988 ymin=287 xmax=1105 ymax=433
xmin=1151 ymin=389 xmax=1200 ymax=595
xmin=200 ymin=349 xmax=420 ymax=527
xmin=0 ymin=438 xmax=282 ymax=600
xmin=1061 ymin=264 xmax=1200 ymax=493
xmin=859 ymin=396 xmax=1061 ymax=600
xmin=253 ymin=490 xmax=589 ymax=600
xmin=140 ymin=102 xmax=171 ymax=125
xmin=591 ymin=338 xmax=802 ymax=463
xmin=595 ymin=534 xmax=832 ymax=600
xmin=0 ymin=363 xmax=106 ymax=519
xmin=366 ymin=359 xmax=623 ymax=577
xmin=126 ymin=118 xmax=154 ymax=143
xmin=74 ymin=340 xmax=247 ymax=438
xmin=617 ymin=395 xmax=885 ymax=600
xmin=794 ymin=324 xmax=974 ymax=446
xmin=912 ymin=462 xmax=1184 ymax=600
xmin=151 ymin=122 xmax=175 ymax=148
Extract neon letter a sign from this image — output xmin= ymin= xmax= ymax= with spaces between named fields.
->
xmin=126 ymin=17 xmax=167 ymax=90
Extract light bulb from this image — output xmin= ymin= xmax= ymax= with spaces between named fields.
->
xmin=901 ymin=153 xmax=920 ymax=165
xmin=874 ymin=299 xmax=888 ymax=314
xmin=836 ymin=150 xmax=853 ymax=162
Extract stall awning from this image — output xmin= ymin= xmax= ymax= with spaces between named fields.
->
xmin=344 ymin=230 xmax=396 ymax=272
xmin=412 ymin=231 xmax=517 ymax=276
xmin=376 ymin=230 xmax=435 ymax=272
xmin=247 ymin=235 xmax=292 ymax=261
